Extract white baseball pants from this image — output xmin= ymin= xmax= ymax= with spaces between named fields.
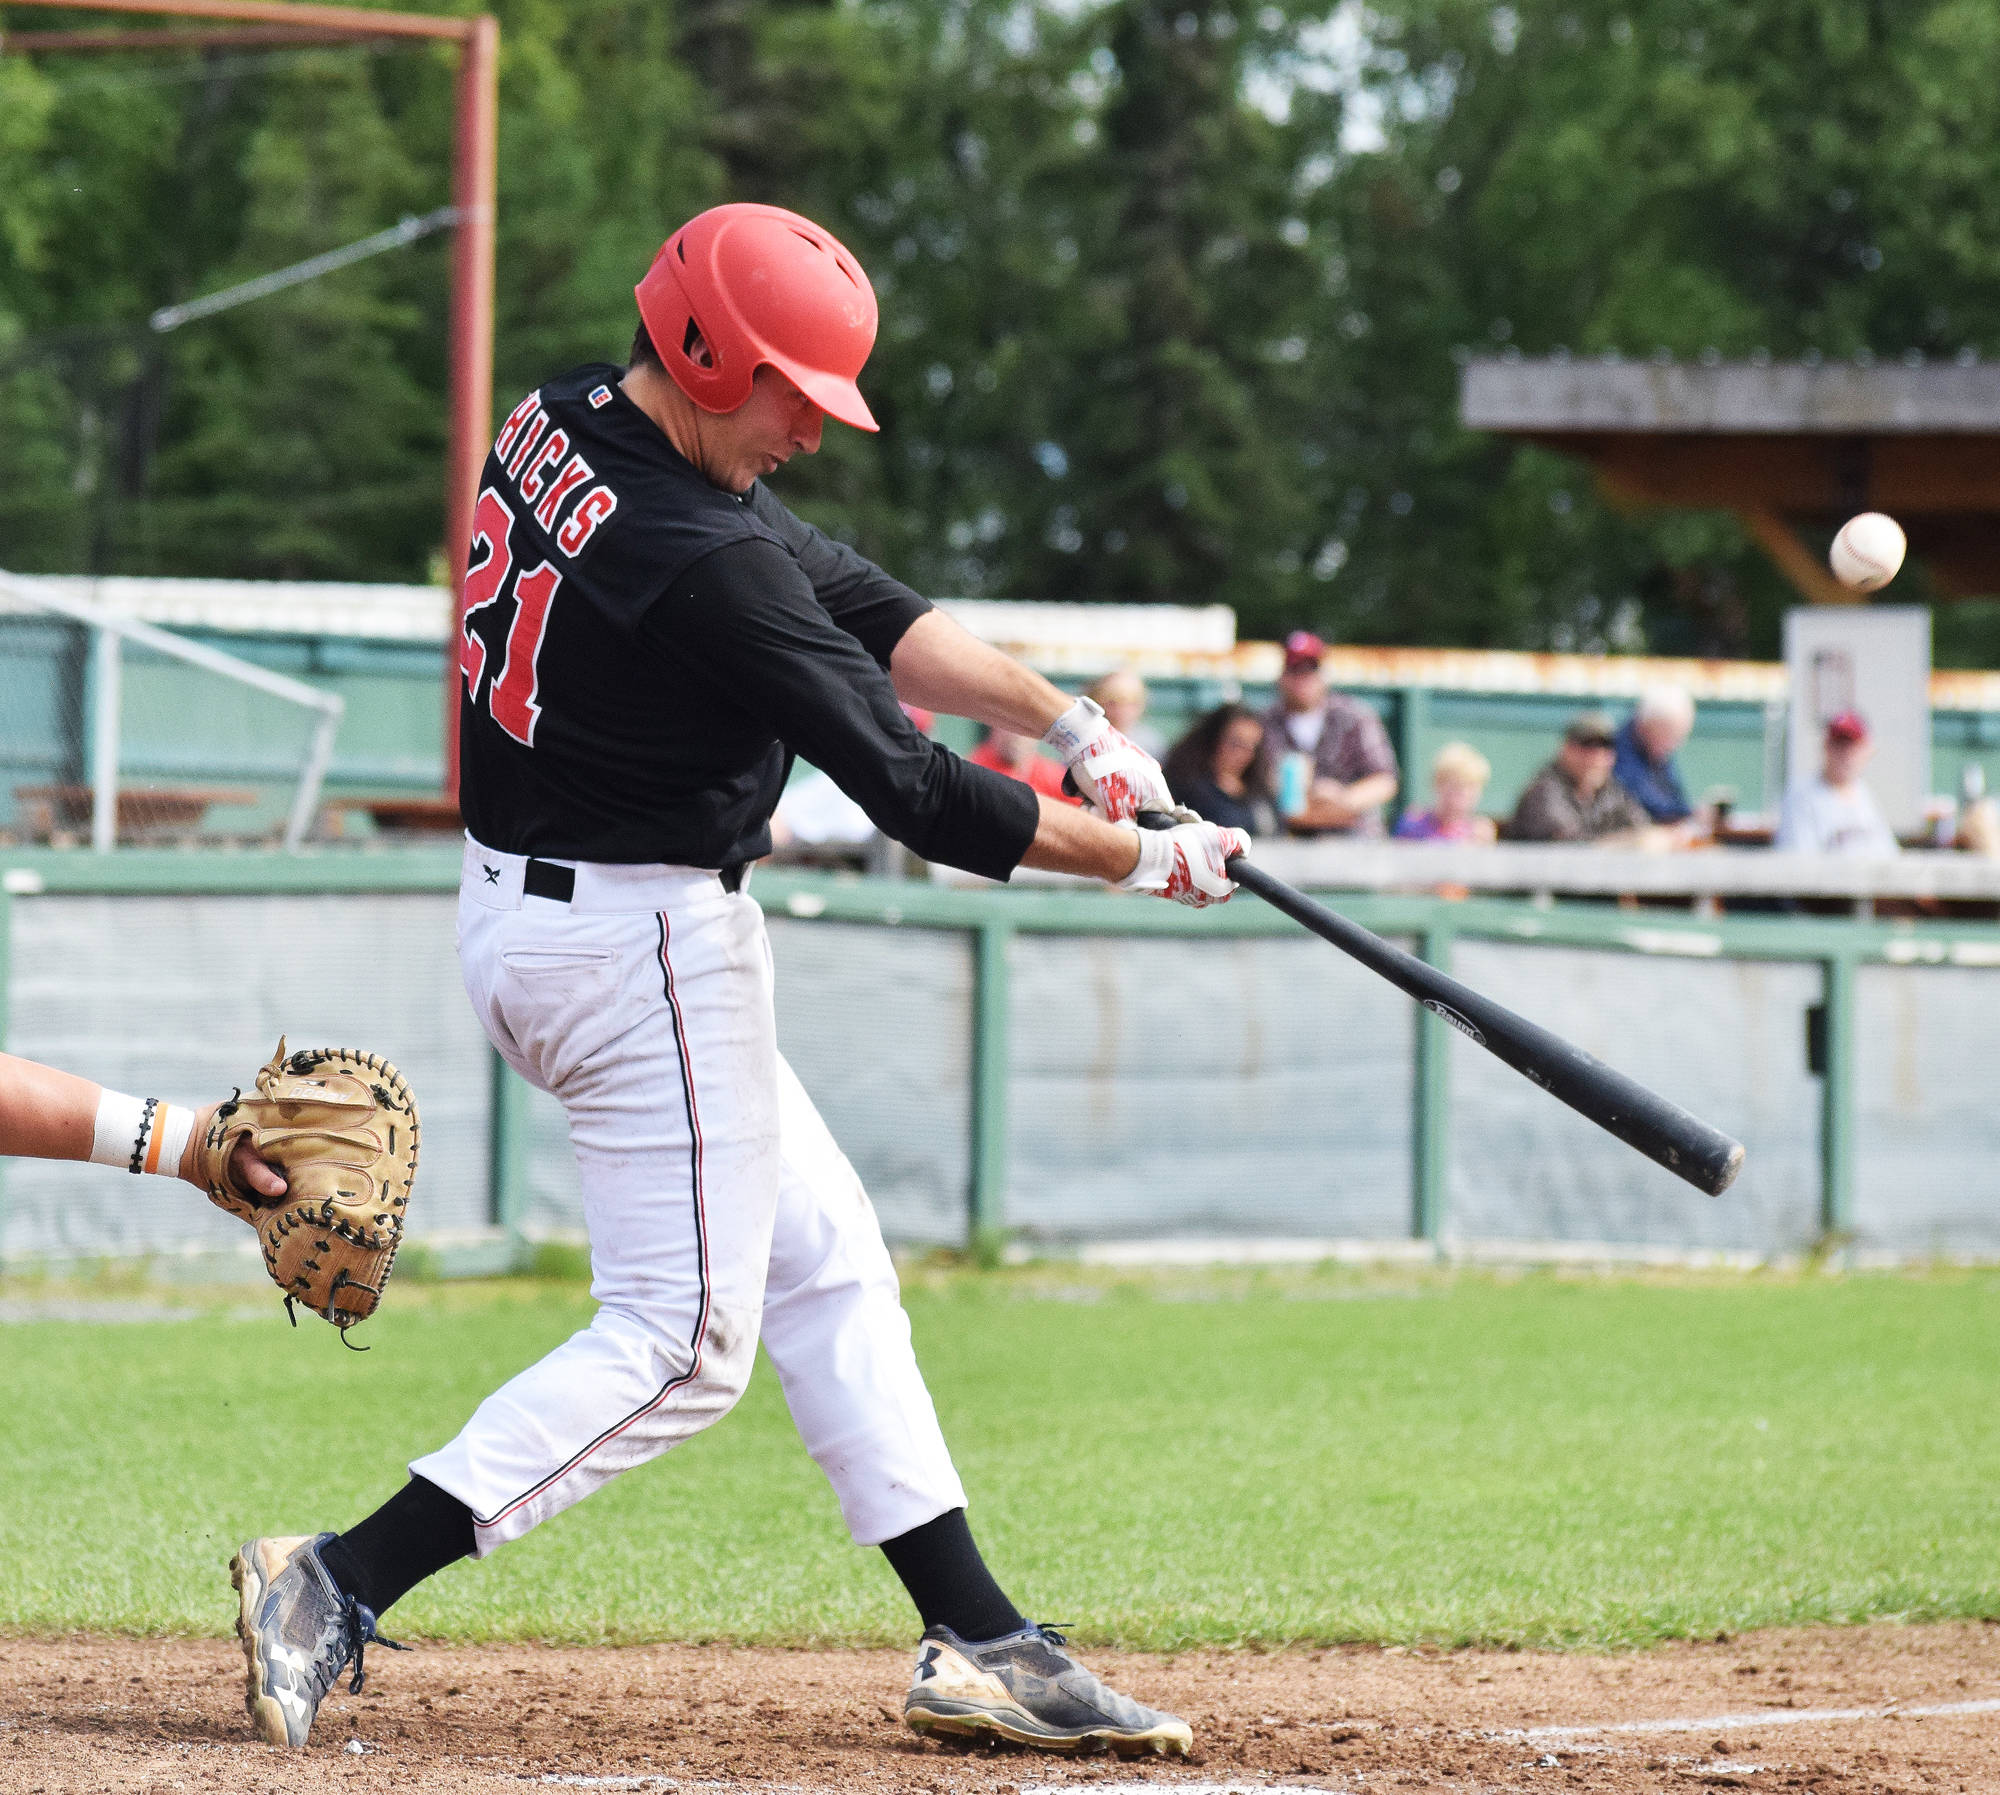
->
xmin=411 ymin=839 xmax=968 ymax=1554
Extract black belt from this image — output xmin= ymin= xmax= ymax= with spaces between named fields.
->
xmin=522 ymin=858 xmax=751 ymax=903
xmin=522 ymin=858 xmax=575 ymax=903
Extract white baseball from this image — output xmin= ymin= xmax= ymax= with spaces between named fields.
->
xmin=1829 ymin=512 xmax=1906 ymax=591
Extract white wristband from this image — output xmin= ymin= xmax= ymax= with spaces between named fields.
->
xmin=1113 ymin=821 xmax=1171 ymax=893
xmin=153 ymin=1104 xmax=196 ymax=1179
xmin=1041 ymin=695 xmax=1105 ymax=762
xmin=89 ymin=1089 xmax=194 ymax=1177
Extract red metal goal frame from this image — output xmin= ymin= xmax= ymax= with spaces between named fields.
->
xmin=3 ymin=0 xmax=497 ymax=797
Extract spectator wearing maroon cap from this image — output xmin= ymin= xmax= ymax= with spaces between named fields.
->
xmin=1261 ymin=631 xmax=1400 ymax=835
xmin=968 ymin=725 xmax=1080 ymax=803
xmin=1776 ymin=711 xmax=1898 ymax=856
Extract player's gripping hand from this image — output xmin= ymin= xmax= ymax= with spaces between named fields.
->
xmin=182 ymin=1122 xmax=288 ymax=1199
xmin=1114 ymin=818 xmax=1248 ymax=908
xmin=1042 ymin=695 xmax=1190 ymax=824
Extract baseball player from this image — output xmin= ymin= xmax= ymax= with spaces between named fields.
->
xmin=231 ymin=203 xmax=1246 ymax=1759
xmin=0 ymin=1050 xmax=284 ymax=1195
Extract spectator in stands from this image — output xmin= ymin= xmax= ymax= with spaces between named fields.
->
xmin=969 ymin=725 xmax=1079 ymax=803
xmin=1614 ymin=686 xmax=1697 ymax=825
xmin=1087 ymin=668 xmax=1166 ymax=759
xmin=1508 ymin=710 xmax=1652 ymax=843
xmin=1776 ymin=711 xmax=1898 ymax=856
xmin=1262 ymin=630 xmax=1399 ymax=835
xmin=1960 ymin=797 xmax=2000 ymax=858
xmin=1163 ymin=703 xmax=1276 ymax=836
xmin=1395 ymin=741 xmax=1498 ymax=844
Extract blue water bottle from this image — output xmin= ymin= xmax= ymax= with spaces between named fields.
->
xmin=1277 ymin=751 xmax=1311 ymax=821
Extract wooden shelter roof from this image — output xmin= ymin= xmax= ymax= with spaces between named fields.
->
xmin=1459 ymin=356 xmax=2000 ymax=600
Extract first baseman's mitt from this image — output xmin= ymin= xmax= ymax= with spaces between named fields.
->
xmin=193 ymin=1039 xmax=420 ymax=1340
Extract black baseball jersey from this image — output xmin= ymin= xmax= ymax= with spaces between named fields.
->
xmin=456 ymin=365 xmax=1039 ymax=878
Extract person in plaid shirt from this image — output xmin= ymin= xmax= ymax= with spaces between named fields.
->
xmin=1260 ymin=631 xmax=1400 ymax=835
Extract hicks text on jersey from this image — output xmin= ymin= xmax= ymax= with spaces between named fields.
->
xmin=458 ymin=387 xmax=621 ymax=748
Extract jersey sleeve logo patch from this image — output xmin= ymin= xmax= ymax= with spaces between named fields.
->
xmin=588 ymin=384 xmax=613 ymax=409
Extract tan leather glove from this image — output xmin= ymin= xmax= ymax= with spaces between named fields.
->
xmin=192 ymin=1039 xmax=419 ymax=1338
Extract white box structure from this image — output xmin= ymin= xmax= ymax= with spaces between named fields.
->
xmin=1783 ymin=606 xmax=1932 ymax=835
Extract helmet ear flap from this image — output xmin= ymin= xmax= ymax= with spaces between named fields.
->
xmin=635 ymin=247 xmax=750 ymax=412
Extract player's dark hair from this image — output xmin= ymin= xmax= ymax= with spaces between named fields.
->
xmin=629 ymin=319 xmax=665 ymax=373
xmin=630 ymin=317 xmax=715 ymax=374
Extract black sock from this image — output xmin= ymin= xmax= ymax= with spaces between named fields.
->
xmin=879 ymin=1507 xmax=1026 ymax=1643
xmin=319 ymin=1476 xmax=476 ymax=1618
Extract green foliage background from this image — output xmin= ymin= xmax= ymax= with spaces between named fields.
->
xmin=5 ymin=0 xmax=1999 ymax=656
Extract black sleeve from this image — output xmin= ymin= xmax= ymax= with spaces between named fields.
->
xmin=744 ymin=485 xmax=932 ymax=668
xmin=637 ymin=539 xmax=1038 ymax=880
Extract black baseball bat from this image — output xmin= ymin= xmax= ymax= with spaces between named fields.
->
xmin=1132 ymin=815 xmax=1744 ymax=1196
xmin=1226 ymin=857 xmax=1741 ymax=1195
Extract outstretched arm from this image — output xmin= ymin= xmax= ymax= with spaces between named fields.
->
xmin=889 ymin=610 xmax=1180 ymax=823
xmin=0 ymin=1051 xmax=285 ymax=1195
xmin=0 ymin=1053 xmax=97 ymax=1163
xmin=888 ymin=608 xmax=1070 ymax=735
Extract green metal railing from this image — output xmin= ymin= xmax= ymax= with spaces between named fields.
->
xmin=3 ymin=845 xmax=1995 ymax=1252
xmin=740 ymin=871 xmax=1937 ymax=1242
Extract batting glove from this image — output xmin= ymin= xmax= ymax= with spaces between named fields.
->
xmin=1042 ymin=696 xmax=1191 ymax=824
xmin=1114 ymin=819 xmax=1249 ymax=908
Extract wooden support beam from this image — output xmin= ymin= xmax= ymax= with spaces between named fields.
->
xmin=1552 ymin=431 xmax=2000 ymax=516
xmin=1741 ymin=509 xmax=1860 ymax=606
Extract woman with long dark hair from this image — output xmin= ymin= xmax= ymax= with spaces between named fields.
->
xmin=1163 ymin=702 xmax=1276 ymax=836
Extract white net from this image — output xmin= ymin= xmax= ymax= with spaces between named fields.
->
xmin=0 ymin=572 xmax=342 ymax=850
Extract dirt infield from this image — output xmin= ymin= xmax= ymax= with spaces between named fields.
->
xmin=1 ymin=1623 xmax=1995 ymax=1792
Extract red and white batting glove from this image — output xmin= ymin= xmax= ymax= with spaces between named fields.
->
xmin=1114 ymin=819 xmax=1248 ymax=908
xmin=1042 ymin=696 xmax=1189 ymax=824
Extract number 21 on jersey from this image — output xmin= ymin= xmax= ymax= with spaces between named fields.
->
xmin=460 ymin=487 xmax=560 ymax=746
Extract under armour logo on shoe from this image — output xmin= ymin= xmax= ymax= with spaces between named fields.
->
xmin=482 ymin=864 xmax=501 ymax=884
xmin=916 ymin=1645 xmax=941 ymax=1682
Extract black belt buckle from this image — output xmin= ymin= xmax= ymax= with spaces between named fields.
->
xmin=720 ymin=860 xmax=752 ymax=895
xmin=523 ymin=859 xmax=576 ymax=904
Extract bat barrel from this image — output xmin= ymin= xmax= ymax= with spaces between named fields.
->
xmin=1226 ymin=857 xmax=1746 ymax=1198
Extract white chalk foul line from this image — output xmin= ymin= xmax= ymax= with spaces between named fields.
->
xmin=537 ymin=1780 xmax=679 ymax=1790
xmin=533 ymin=1782 xmax=1349 ymax=1794
xmin=530 ymin=1705 xmax=2000 ymax=1792
xmin=1516 ymin=1694 xmax=2000 ymax=1741
xmin=535 ymin=1780 xmax=763 ymax=1791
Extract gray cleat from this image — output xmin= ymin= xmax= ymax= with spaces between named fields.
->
xmin=230 ymin=1533 xmax=407 ymax=1747
xmin=903 ymin=1622 xmax=1193 ymax=1757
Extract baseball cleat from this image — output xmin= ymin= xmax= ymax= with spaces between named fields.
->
xmin=230 ymin=1533 xmax=407 ymax=1747
xmin=903 ymin=1622 xmax=1193 ymax=1757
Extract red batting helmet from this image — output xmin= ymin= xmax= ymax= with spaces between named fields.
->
xmin=635 ymin=204 xmax=880 ymax=432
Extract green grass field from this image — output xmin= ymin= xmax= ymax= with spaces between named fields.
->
xmin=1 ymin=1263 xmax=1995 ymax=1651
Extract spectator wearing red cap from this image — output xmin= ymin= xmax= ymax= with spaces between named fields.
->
xmin=1260 ymin=631 xmax=1400 ymax=835
xmin=1775 ymin=711 xmax=1898 ymax=856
